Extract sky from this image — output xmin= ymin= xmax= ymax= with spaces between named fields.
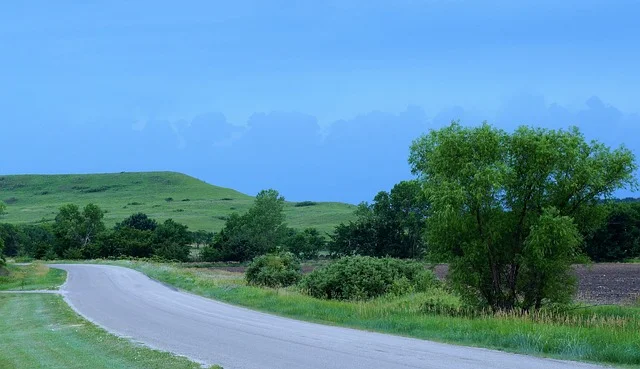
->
xmin=1 ymin=1 xmax=639 ymax=203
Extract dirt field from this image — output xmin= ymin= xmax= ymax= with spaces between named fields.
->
xmin=429 ymin=263 xmax=640 ymax=305
xmin=212 ymin=262 xmax=640 ymax=305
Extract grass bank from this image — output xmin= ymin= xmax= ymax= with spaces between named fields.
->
xmin=0 ymin=263 xmax=66 ymax=291
xmin=107 ymin=260 xmax=639 ymax=368
xmin=0 ymin=293 xmax=217 ymax=369
xmin=0 ymin=171 xmax=355 ymax=233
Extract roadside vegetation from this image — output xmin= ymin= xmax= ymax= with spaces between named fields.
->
xmin=0 ymin=294 xmax=216 ymax=369
xmin=2 ymin=122 xmax=640 ymax=367
xmin=0 ymin=263 xmax=66 ymax=291
xmin=105 ymin=259 xmax=640 ymax=367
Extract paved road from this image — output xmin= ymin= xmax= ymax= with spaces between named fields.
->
xmin=51 ymin=264 xmax=608 ymax=369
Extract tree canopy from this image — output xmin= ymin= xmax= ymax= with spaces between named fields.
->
xmin=409 ymin=122 xmax=637 ymax=311
xmin=329 ymin=180 xmax=428 ymax=258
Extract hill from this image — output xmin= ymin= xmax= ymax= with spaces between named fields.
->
xmin=0 ymin=172 xmax=356 ymax=234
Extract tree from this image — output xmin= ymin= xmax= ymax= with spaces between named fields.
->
xmin=0 ymin=202 xmax=6 ymax=217
xmin=285 ymin=228 xmax=325 ymax=260
xmin=205 ymin=189 xmax=287 ymax=261
xmin=329 ymin=180 xmax=428 ymax=258
xmin=0 ymin=236 xmax=5 ymax=267
xmin=116 ymin=213 xmax=158 ymax=231
xmin=53 ymin=203 xmax=106 ymax=258
xmin=585 ymin=202 xmax=640 ymax=261
xmin=152 ymin=219 xmax=192 ymax=261
xmin=409 ymin=122 xmax=637 ymax=311
xmin=0 ymin=223 xmax=21 ymax=257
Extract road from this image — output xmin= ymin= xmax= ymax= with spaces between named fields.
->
xmin=51 ymin=264 xmax=608 ymax=369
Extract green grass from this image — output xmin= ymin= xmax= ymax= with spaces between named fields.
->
xmin=0 ymin=171 xmax=356 ymax=233
xmin=0 ymin=264 xmax=67 ymax=291
xmin=105 ymin=260 xmax=639 ymax=368
xmin=0 ymin=294 xmax=212 ymax=369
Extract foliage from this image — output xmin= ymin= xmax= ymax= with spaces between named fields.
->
xmin=151 ymin=219 xmax=192 ymax=261
xmin=409 ymin=122 xmax=637 ymax=311
xmin=329 ymin=180 xmax=428 ymax=258
xmin=294 ymin=201 xmax=317 ymax=207
xmin=0 ymin=237 xmax=5 ymax=267
xmin=191 ymin=230 xmax=215 ymax=248
xmin=52 ymin=203 xmax=106 ymax=259
xmin=0 ymin=223 xmax=21 ymax=256
xmin=299 ymin=256 xmax=437 ymax=300
xmin=0 ymin=202 xmax=6 ymax=217
xmin=116 ymin=212 xmax=158 ymax=231
xmin=585 ymin=202 xmax=640 ymax=261
xmin=245 ymin=252 xmax=302 ymax=288
xmin=205 ymin=189 xmax=288 ymax=261
xmin=284 ymin=228 xmax=325 ymax=260
xmin=103 ymin=227 xmax=155 ymax=258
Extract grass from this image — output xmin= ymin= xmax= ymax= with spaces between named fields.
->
xmin=0 ymin=294 xmax=214 ymax=369
xmin=0 ymin=171 xmax=356 ymax=233
xmin=102 ymin=260 xmax=640 ymax=368
xmin=0 ymin=263 xmax=67 ymax=291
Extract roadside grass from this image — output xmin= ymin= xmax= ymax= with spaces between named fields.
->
xmin=0 ymin=171 xmax=355 ymax=234
xmin=104 ymin=260 xmax=640 ymax=368
xmin=0 ymin=293 xmax=215 ymax=369
xmin=0 ymin=263 xmax=67 ymax=291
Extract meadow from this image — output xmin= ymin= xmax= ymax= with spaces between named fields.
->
xmin=0 ymin=171 xmax=356 ymax=234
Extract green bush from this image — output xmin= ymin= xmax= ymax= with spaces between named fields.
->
xmin=245 ymin=252 xmax=302 ymax=288
xmin=299 ymin=256 xmax=438 ymax=300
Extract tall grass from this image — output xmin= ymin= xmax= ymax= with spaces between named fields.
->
xmin=112 ymin=260 xmax=640 ymax=367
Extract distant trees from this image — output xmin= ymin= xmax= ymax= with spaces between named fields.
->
xmin=285 ymin=228 xmax=325 ymax=260
xmin=0 ymin=203 xmax=6 ymax=217
xmin=0 ymin=237 xmax=5 ymax=267
xmin=202 ymin=189 xmax=289 ymax=262
xmin=329 ymin=180 xmax=428 ymax=259
xmin=409 ymin=122 xmax=636 ymax=311
xmin=585 ymin=202 xmax=640 ymax=261
xmin=116 ymin=212 xmax=158 ymax=231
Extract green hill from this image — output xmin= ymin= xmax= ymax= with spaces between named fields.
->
xmin=0 ymin=172 xmax=356 ymax=234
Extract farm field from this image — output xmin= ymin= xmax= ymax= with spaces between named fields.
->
xmin=0 ymin=171 xmax=356 ymax=234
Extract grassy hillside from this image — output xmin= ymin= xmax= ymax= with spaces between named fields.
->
xmin=0 ymin=172 xmax=356 ymax=234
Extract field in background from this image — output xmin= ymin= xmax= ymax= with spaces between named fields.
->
xmin=0 ymin=171 xmax=356 ymax=234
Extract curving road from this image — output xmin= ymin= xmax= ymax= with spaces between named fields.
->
xmin=51 ymin=264 xmax=608 ymax=369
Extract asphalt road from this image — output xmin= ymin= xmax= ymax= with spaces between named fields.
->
xmin=51 ymin=264 xmax=608 ymax=369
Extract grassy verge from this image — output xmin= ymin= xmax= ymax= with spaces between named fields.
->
xmin=0 ymin=263 xmax=67 ymax=291
xmin=0 ymin=293 xmax=216 ymax=369
xmin=101 ymin=260 xmax=639 ymax=368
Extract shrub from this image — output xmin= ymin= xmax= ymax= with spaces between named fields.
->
xmin=299 ymin=256 xmax=438 ymax=300
xmin=294 ymin=201 xmax=317 ymax=207
xmin=245 ymin=252 xmax=302 ymax=288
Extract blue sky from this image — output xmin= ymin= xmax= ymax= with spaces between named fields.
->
xmin=1 ymin=1 xmax=639 ymax=203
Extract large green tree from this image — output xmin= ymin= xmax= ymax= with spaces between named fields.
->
xmin=409 ymin=122 xmax=636 ymax=311
xmin=53 ymin=203 xmax=106 ymax=258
